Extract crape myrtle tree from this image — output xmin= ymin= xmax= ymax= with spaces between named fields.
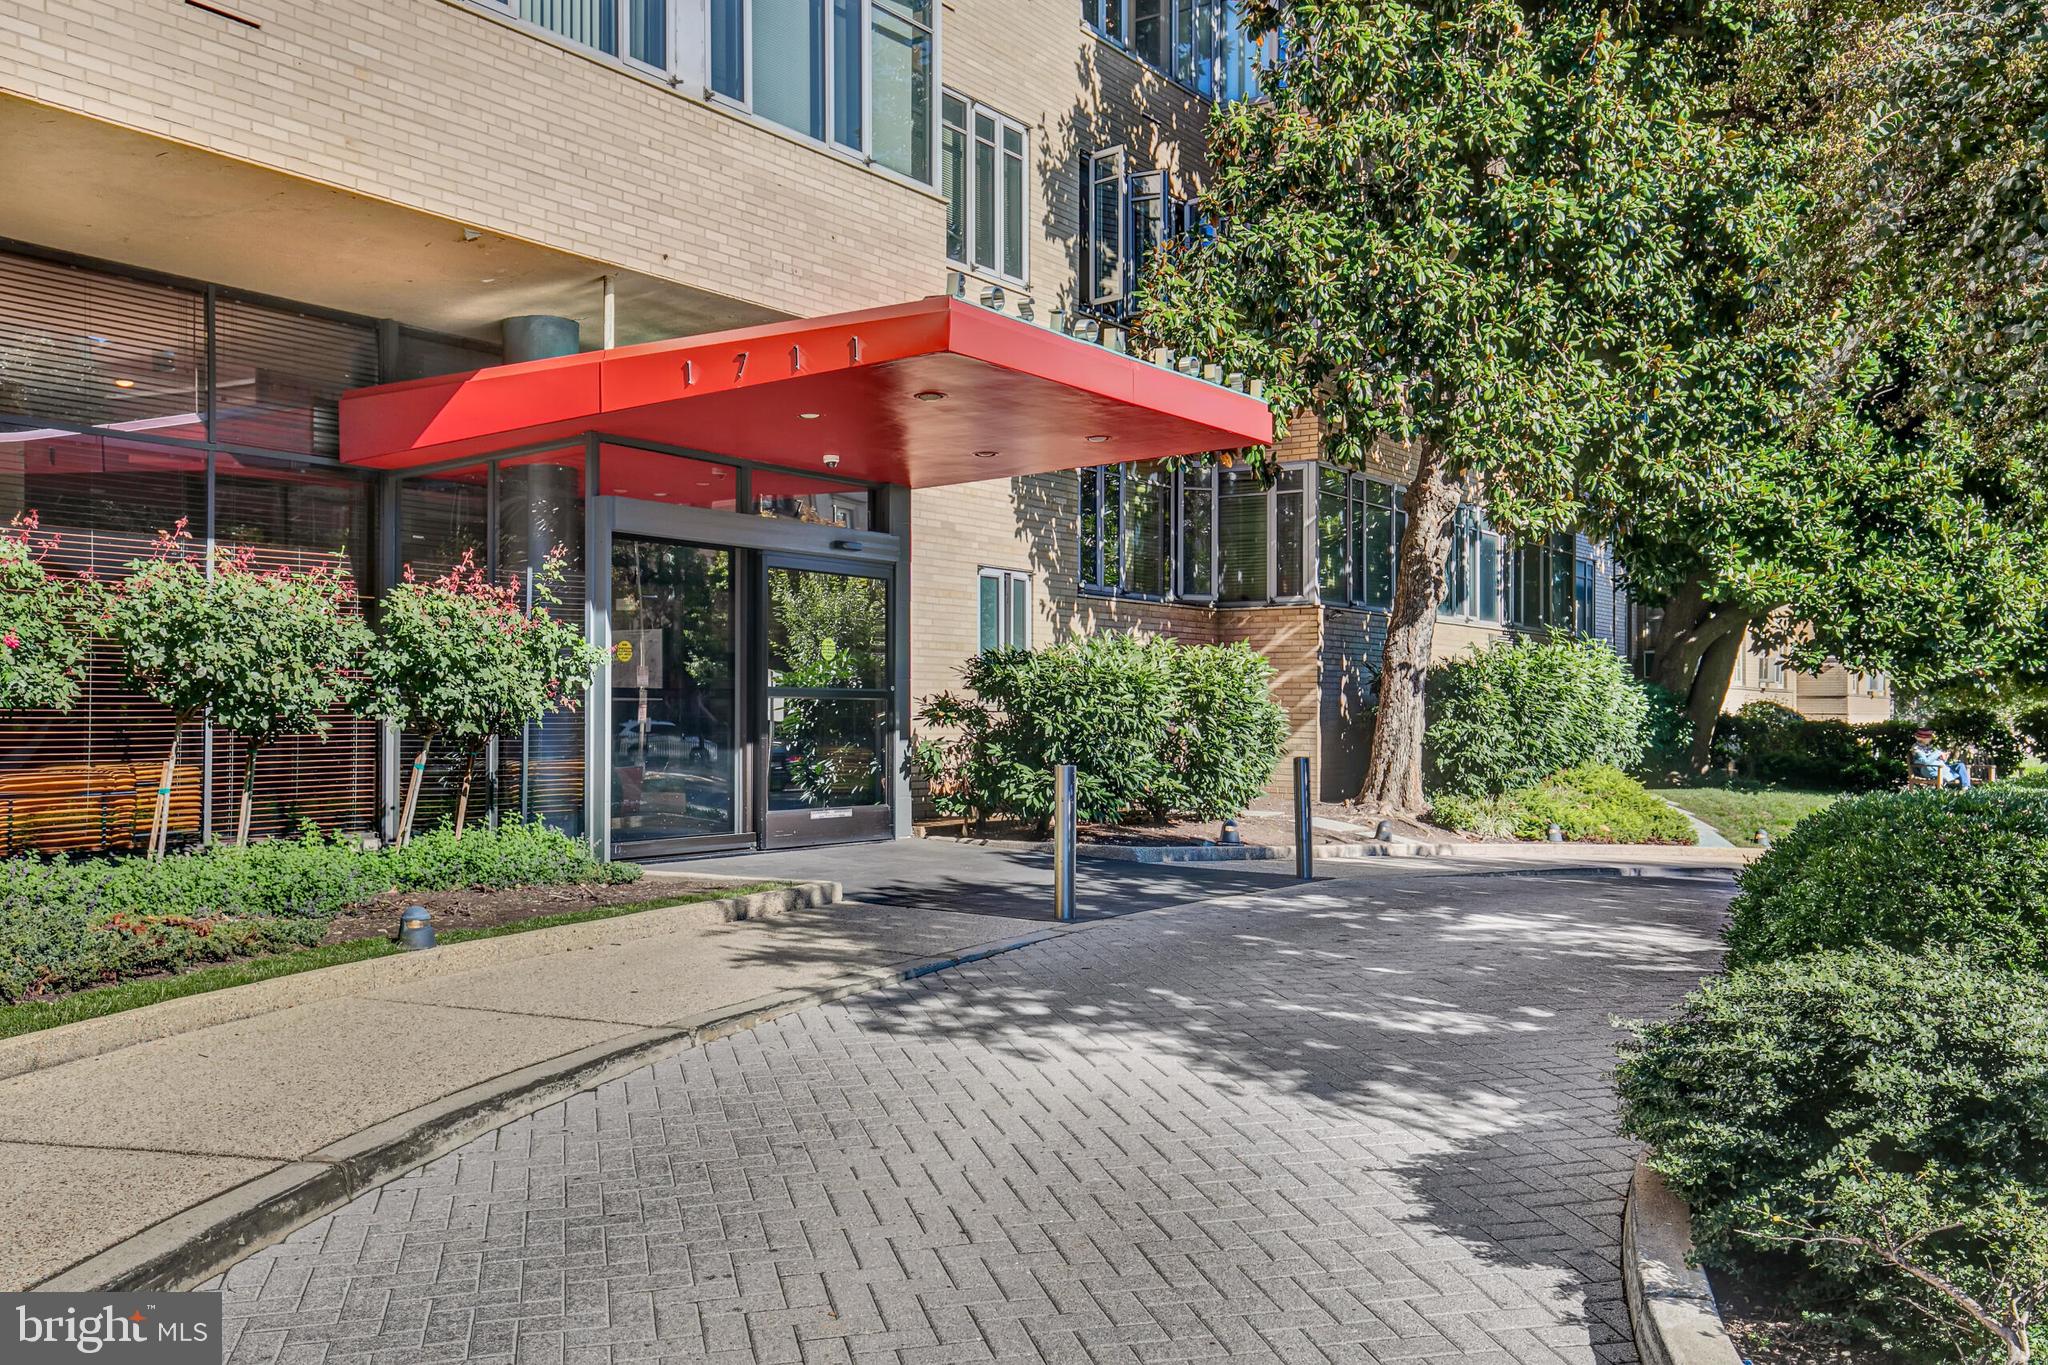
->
xmin=0 ymin=511 xmax=98 ymax=715
xmin=366 ymin=548 xmax=604 ymax=843
xmin=109 ymin=524 xmax=367 ymax=854
xmin=1137 ymin=0 xmax=1775 ymax=813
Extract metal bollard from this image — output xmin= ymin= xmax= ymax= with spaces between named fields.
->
xmin=1053 ymin=763 xmax=1077 ymax=922
xmin=1294 ymin=755 xmax=1313 ymax=881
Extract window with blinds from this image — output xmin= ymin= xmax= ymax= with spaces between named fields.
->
xmin=0 ymin=433 xmax=207 ymax=854
xmin=213 ymin=296 xmax=379 ymax=459
xmin=1216 ymin=467 xmax=1268 ymax=603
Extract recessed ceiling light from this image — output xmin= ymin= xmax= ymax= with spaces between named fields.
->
xmin=112 ymin=379 xmax=137 ymax=389
xmin=1085 ymin=434 xmax=1109 ymax=443
xmin=973 ymin=450 xmax=999 ymax=459
xmin=798 ymin=412 xmax=821 ymax=420
xmin=914 ymin=390 xmax=946 ymax=402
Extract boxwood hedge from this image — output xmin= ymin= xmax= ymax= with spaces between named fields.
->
xmin=1724 ymin=787 xmax=2048 ymax=970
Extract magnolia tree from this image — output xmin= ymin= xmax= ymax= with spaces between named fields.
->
xmin=1138 ymin=0 xmax=1778 ymax=813
xmin=0 ymin=511 xmax=97 ymax=715
xmin=365 ymin=548 xmax=603 ymax=842
xmin=109 ymin=524 xmax=368 ymax=852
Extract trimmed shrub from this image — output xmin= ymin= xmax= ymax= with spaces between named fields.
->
xmin=1714 ymin=701 xmax=1917 ymax=791
xmin=1424 ymin=637 xmax=1652 ymax=798
xmin=1428 ymin=764 xmax=1696 ymax=843
xmin=1725 ymin=787 xmax=2048 ymax=970
xmin=0 ymin=820 xmax=636 ymax=1002
xmin=913 ymin=636 xmax=1286 ymax=830
xmin=1923 ymin=703 xmax=2025 ymax=777
xmin=1617 ymin=950 xmax=2048 ymax=1362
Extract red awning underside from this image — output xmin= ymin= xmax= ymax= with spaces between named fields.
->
xmin=340 ymin=295 xmax=1272 ymax=486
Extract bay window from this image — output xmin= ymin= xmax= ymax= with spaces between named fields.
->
xmin=1177 ymin=460 xmax=1216 ymax=599
xmin=1217 ymin=468 xmax=1268 ymax=602
xmin=1084 ymin=462 xmax=1310 ymax=604
xmin=944 ymin=95 xmax=1027 ymax=283
xmin=1314 ymin=470 xmax=1403 ymax=610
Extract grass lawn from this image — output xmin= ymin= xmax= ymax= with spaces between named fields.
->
xmin=1661 ymin=785 xmax=1838 ymax=846
xmin=0 ymin=881 xmax=786 ymax=1043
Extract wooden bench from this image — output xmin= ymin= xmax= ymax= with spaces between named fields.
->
xmin=0 ymin=762 xmax=203 ymax=855
xmin=1907 ymin=763 xmax=1997 ymax=789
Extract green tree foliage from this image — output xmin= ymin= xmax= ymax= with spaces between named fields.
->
xmin=1725 ymin=788 xmax=2048 ymax=970
xmin=1137 ymin=0 xmax=1777 ymax=812
xmin=0 ymin=511 xmax=97 ymax=715
xmin=198 ymin=549 xmax=369 ymax=846
xmin=365 ymin=549 xmax=605 ymax=841
xmin=914 ymin=637 xmax=1286 ymax=832
xmin=1618 ymin=950 xmax=2048 ymax=1364
xmin=1714 ymin=701 xmax=1915 ymax=791
xmin=1424 ymin=637 xmax=1652 ymax=799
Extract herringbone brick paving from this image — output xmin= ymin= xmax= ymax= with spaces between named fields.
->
xmin=211 ymin=871 xmax=1730 ymax=1364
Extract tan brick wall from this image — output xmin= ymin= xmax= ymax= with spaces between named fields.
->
xmin=1215 ymin=605 xmax=1322 ymax=796
xmin=0 ymin=0 xmax=945 ymax=318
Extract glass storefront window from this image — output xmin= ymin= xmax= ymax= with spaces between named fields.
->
xmin=1217 ymin=467 xmax=1268 ymax=602
xmin=396 ymin=467 xmax=489 ymax=580
xmin=499 ymin=448 xmax=589 ymax=837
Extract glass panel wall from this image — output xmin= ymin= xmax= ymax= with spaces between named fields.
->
xmin=766 ymin=566 xmax=889 ymax=820
xmin=498 ymin=449 xmax=589 ymax=835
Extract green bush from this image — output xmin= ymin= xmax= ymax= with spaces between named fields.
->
xmin=1725 ymin=787 xmax=2048 ymax=970
xmin=1714 ymin=701 xmax=1917 ymax=791
xmin=0 ymin=820 xmax=634 ymax=1002
xmin=1428 ymin=764 xmax=1696 ymax=843
xmin=914 ymin=636 xmax=1286 ymax=830
xmin=1424 ymin=637 xmax=1652 ymax=798
xmin=1923 ymin=703 xmax=2026 ymax=777
xmin=1617 ymin=950 xmax=2048 ymax=1362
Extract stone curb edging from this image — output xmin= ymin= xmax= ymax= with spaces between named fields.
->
xmin=33 ymin=914 xmax=1082 ymax=1293
xmin=1624 ymin=1156 xmax=1745 ymax=1365
xmin=915 ymin=831 xmax=1455 ymax=862
xmin=0 ymin=881 xmax=837 ymax=1082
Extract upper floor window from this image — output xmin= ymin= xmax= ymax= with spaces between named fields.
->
xmin=1085 ymin=154 xmax=1191 ymax=310
xmin=979 ymin=569 xmax=1031 ymax=650
xmin=943 ymin=95 xmax=1028 ymax=283
xmin=1085 ymin=0 xmax=1273 ymax=102
xmin=470 ymin=0 xmax=934 ymax=184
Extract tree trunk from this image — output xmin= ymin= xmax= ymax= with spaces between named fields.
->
xmin=1357 ymin=438 xmax=1461 ymax=814
xmin=235 ymin=742 xmax=261 ymax=847
xmin=1646 ymin=577 xmax=1755 ymax=773
xmin=148 ymin=720 xmax=190 ymax=860
xmin=397 ymin=734 xmax=432 ymax=848
xmin=452 ymin=748 xmax=477 ymax=835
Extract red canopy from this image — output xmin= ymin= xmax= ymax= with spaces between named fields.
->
xmin=340 ymin=295 xmax=1272 ymax=487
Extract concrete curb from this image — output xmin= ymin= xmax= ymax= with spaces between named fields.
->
xmin=35 ymin=914 xmax=1087 ymax=1293
xmin=914 ymin=831 xmax=1457 ymax=861
xmin=0 ymin=881 xmax=836 ymax=1082
xmin=1624 ymin=1156 xmax=1744 ymax=1365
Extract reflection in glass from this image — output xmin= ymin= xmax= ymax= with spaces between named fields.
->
xmin=767 ymin=568 xmax=887 ymax=690
xmin=611 ymin=539 xmax=740 ymax=844
xmin=769 ymin=698 xmax=886 ymax=811
xmin=752 ymin=470 xmax=870 ymax=528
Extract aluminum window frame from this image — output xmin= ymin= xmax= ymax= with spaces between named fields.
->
xmin=1082 ymin=0 xmax=1275 ymax=103
xmin=1087 ymin=146 xmax=1130 ymax=306
xmin=977 ymin=566 xmax=1032 ymax=650
xmin=943 ymin=92 xmax=1029 ymax=286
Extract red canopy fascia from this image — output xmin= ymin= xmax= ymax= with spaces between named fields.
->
xmin=339 ymin=295 xmax=1272 ymax=487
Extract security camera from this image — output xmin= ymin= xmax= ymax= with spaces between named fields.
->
xmin=822 ymin=453 xmax=841 ymax=469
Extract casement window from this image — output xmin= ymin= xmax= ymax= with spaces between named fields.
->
xmin=1438 ymin=507 xmax=1502 ymax=622
xmin=1573 ymin=556 xmax=1596 ymax=633
xmin=1082 ymin=460 xmax=1306 ymax=604
xmin=1507 ymin=533 xmax=1578 ymax=630
xmin=1086 ymin=0 xmax=1274 ymax=102
xmin=1088 ymin=148 xmax=1129 ymax=305
xmin=1313 ymin=469 xmax=1405 ymax=611
xmin=943 ymin=95 xmax=1028 ymax=284
xmin=978 ymin=569 xmax=1031 ymax=651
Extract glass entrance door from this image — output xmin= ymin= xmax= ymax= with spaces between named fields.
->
xmin=762 ymin=559 xmax=894 ymax=847
xmin=609 ymin=536 xmax=746 ymax=856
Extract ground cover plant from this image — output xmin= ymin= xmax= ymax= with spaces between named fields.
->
xmin=1428 ymin=764 xmax=1695 ymax=844
xmin=0 ymin=819 xmax=641 ymax=1002
xmin=1724 ymin=787 xmax=2048 ymax=970
xmin=1618 ymin=950 xmax=2048 ymax=1364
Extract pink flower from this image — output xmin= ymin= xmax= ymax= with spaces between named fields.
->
xmin=2 ymin=633 xmax=18 ymax=650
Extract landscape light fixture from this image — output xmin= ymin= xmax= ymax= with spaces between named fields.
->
xmin=1219 ymin=818 xmax=1242 ymax=846
xmin=1546 ymin=823 xmax=1564 ymax=843
xmin=1375 ymin=819 xmax=1394 ymax=842
xmin=398 ymin=906 xmax=436 ymax=951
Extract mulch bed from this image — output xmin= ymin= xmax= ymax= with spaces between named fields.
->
xmin=1710 ymin=1264 xmax=1906 ymax=1365
xmin=320 ymin=878 xmax=734 ymax=945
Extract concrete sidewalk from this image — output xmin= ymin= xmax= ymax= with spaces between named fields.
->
xmin=0 ymin=876 xmax=1054 ymax=1293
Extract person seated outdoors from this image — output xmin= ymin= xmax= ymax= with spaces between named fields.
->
xmin=1910 ymin=728 xmax=1972 ymax=788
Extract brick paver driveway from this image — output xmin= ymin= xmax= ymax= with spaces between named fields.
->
xmin=214 ymin=869 xmax=1731 ymax=1365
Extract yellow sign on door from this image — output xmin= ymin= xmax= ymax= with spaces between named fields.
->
xmin=615 ymin=638 xmax=634 ymax=664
